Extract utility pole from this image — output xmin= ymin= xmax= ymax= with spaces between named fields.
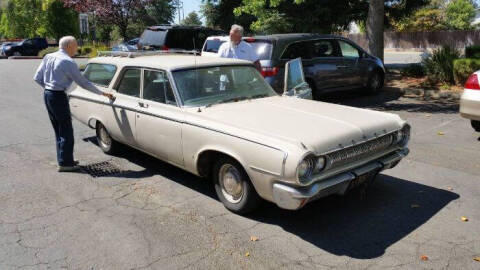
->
xmin=173 ymin=0 xmax=183 ymax=24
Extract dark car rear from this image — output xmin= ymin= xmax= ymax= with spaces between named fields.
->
xmin=1 ymin=37 xmax=48 ymax=57
xmin=139 ymin=25 xmax=225 ymax=52
xmin=244 ymin=34 xmax=385 ymax=98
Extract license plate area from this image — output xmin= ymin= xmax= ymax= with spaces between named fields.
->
xmin=348 ymin=170 xmax=378 ymax=190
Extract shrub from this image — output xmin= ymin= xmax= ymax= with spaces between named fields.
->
xmin=38 ymin=47 xmax=58 ymax=58
xmin=465 ymin=45 xmax=480 ymax=59
xmin=401 ymin=63 xmax=425 ymax=78
xmin=88 ymin=46 xmax=110 ymax=58
xmin=80 ymin=45 xmax=93 ymax=56
xmin=422 ymin=46 xmax=460 ymax=84
xmin=453 ymin=58 xmax=480 ymax=85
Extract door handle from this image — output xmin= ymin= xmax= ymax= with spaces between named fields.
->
xmin=138 ymin=102 xmax=149 ymax=108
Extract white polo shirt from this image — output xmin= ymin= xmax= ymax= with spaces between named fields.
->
xmin=217 ymin=40 xmax=259 ymax=62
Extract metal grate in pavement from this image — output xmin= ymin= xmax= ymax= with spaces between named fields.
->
xmin=81 ymin=161 xmax=124 ymax=178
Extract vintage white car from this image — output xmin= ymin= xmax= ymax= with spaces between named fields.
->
xmin=70 ymin=51 xmax=410 ymax=213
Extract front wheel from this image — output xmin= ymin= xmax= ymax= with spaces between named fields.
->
xmin=96 ymin=122 xmax=118 ymax=154
xmin=13 ymin=51 xmax=21 ymax=57
xmin=366 ymin=70 xmax=384 ymax=94
xmin=471 ymin=120 xmax=480 ymax=132
xmin=213 ymin=157 xmax=262 ymax=214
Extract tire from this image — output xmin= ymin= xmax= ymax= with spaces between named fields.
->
xmin=213 ymin=156 xmax=262 ymax=214
xmin=471 ymin=120 xmax=480 ymax=132
xmin=96 ymin=122 xmax=118 ymax=154
xmin=13 ymin=51 xmax=21 ymax=56
xmin=366 ymin=70 xmax=384 ymax=94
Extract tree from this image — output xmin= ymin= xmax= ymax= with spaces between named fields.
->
xmin=0 ymin=0 xmax=46 ymax=38
xmin=445 ymin=0 xmax=475 ymax=30
xmin=181 ymin=11 xmax=202 ymax=26
xmin=45 ymin=0 xmax=78 ymax=41
xmin=63 ymin=0 xmax=154 ymax=41
xmin=392 ymin=8 xmax=447 ymax=31
xmin=144 ymin=0 xmax=176 ymax=25
xmin=201 ymin=0 xmax=256 ymax=32
xmin=367 ymin=0 xmax=384 ymax=61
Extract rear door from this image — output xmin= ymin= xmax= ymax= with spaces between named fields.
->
xmin=106 ymin=68 xmax=142 ymax=146
xmin=337 ymin=39 xmax=363 ymax=87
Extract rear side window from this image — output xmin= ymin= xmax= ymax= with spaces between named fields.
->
xmin=116 ymin=69 xmax=141 ymax=97
xmin=281 ymin=41 xmax=311 ymax=60
xmin=338 ymin=40 xmax=360 ymax=58
xmin=140 ymin=29 xmax=167 ymax=47
xmin=166 ymin=29 xmax=196 ymax=50
xmin=203 ymin=39 xmax=226 ymax=53
xmin=83 ymin=63 xmax=117 ymax=87
xmin=246 ymin=41 xmax=273 ymax=60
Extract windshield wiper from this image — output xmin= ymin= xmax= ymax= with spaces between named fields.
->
xmin=249 ymin=94 xmax=269 ymax=100
xmin=205 ymin=97 xmax=248 ymax=108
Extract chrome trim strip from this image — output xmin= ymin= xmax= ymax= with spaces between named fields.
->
xmin=250 ymin=166 xmax=281 ymax=177
xmin=69 ymin=94 xmax=290 ymax=176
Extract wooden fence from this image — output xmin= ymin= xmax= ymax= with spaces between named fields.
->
xmin=344 ymin=30 xmax=480 ymax=51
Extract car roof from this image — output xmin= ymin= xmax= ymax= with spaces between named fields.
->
xmin=250 ymin=33 xmax=340 ymax=41
xmin=146 ymin=25 xmax=221 ymax=31
xmin=89 ymin=54 xmax=252 ymax=71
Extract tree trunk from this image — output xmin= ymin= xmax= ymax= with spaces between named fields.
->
xmin=366 ymin=0 xmax=384 ymax=62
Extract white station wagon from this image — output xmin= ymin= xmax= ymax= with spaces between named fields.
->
xmin=70 ymin=51 xmax=410 ymax=213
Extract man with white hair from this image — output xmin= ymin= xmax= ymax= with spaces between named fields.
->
xmin=217 ymin=24 xmax=261 ymax=71
xmin=34 ymin=36 xmax=114 ymax=172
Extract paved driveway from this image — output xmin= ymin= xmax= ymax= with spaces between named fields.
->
xmin=0 ymin=59 xmax=479 ymax=269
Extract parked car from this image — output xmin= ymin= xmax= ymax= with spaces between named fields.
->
xmin=0 ymin=37 xmax=48 ymax=57
xmin=201 ymin=35 xmax=229 ymax=57
xmin=138 ymin=25 xmax=225 ymax=52
xmin=69 ymin=51 xmax=410 ymax=213
xmin=202 ymin=34 xmax=385 ymax=98
xmin=112 ymin=38 xmax=139 ymax=52
xmin=460 ymin=71 xmax=480 ymax=132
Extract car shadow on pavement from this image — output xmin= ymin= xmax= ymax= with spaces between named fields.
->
xmin=83 ymin=136 xmax=459 ymax=259
xmin=319 ymin=90 xmax=459 ymax=114
xmin=249 ymin=174 xmax=459 ymax=259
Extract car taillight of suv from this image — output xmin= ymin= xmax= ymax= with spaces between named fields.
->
xmin=261 ymin=67 xmax=279 ymax=77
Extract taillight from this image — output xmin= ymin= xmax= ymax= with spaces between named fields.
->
xmin=244 ymin=37 xmax=255 ymax=43
xmin=161 ymin=45 xmax=169 ymax=51
xmin=261 ymin=67 xmax=279 ymax=77
xmin=465 ymin=73 xmax=480 ymax=90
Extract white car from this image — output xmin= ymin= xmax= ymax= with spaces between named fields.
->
xmin=201 ymin=36 xmax=229 ymax=57
xmin=460 ymin=71 xmax=480 ymax=132
xmin=70 ymin=51 xmax=410 ymax=213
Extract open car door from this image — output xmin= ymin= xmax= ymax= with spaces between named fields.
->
xmin=283 ymin=58 xmax=312 ymax=99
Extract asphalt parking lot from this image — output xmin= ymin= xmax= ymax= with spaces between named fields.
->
xmin=0 ymin=59 xmax=479 ymax=270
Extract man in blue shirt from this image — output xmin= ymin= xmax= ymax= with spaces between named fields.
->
xmin=34 ymin=36 xmax=114 ymax=172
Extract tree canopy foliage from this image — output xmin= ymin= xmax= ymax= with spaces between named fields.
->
xmin=181 ymin=11 xmax=202 ymax=26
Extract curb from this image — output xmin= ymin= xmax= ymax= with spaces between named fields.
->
xmin=385 ymin=87 xmax=461 ymax=101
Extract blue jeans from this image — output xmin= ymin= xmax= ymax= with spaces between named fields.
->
xmin=43 ymin=90 xmax=75 ymax=166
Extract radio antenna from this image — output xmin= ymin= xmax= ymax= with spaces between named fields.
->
xmin=193 ymin=37 xmax=200 ymax=111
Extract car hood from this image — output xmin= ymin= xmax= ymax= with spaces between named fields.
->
xmin=186 ymin=96 xmax=404 ymax=154
xmin=2 ymin=42 xmax=18 ymax=47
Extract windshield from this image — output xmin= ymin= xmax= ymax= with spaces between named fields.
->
xmin=172 ymin=65 xmax=278 ymax=107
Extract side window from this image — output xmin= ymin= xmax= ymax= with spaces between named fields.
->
xmin=311 ymin=40 xmax=336 ymax=58
xmin=83 ymin=63 xmax=117 ymax=87
xmin=338 ymin=40 xmax=360 ymax=58
xmin=281 ymin=41 xmax=311 ymax=60
xmin=143 ymin=70 xmax=177 ymax=105
xmin=116 ymin=68 xmax=141 ymax=97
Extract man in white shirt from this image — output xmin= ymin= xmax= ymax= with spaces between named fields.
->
xmin=217 ymin=24 xmax=261 ymax=71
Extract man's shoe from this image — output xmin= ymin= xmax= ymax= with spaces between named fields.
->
xmin=58 ymin=165 xmax=81 ymax=172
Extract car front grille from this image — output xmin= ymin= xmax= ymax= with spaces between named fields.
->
xmin=326 ymin=133 xmax=397 ymax=170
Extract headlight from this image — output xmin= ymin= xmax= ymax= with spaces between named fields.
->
xmin=397 ymin=124 xmax=411 ymax=146
xmin=4 ymin=46 xmax=11 ymax=51
xmin=297 ymin=157 xmax=314 ymax=183
xmin=297 ymin=155 xmax=326 ymax=184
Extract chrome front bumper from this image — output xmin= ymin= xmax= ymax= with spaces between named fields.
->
xmin=272 ymin=148 xmax=409 ymax=210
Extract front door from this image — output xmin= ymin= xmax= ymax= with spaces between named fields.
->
xmin=135 ymin=69 xmax=184 ymax=166
xmin=106 ymin=68 xmax=142 ymax=146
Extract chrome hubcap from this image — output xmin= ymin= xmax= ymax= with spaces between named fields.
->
xmin=98 ymin=125 xmax=111 ymax=148
xmin=219 ymin=164 xmax=243 ymax=203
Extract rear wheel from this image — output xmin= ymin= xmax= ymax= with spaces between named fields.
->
xmin=471 ymin=120 xmax=480 ymax=132
xmin=366 ymin=70 xmax=384 ymax=94
xmin=213 ymin=156 xmax=261 ymax=214
xmin=96 ymin=122 xmax=118 ymax=154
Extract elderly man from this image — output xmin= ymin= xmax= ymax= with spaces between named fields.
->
xmin=34 ymin=36 xmax=114 ymax=172
xmin=217 ymin=24 xmax=261 ymax=71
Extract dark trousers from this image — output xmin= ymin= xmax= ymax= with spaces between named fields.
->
xmin=43 ymin=90 xmax=75 ymax=166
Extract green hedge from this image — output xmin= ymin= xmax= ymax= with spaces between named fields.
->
xmin=465 ymin=45 xmax=480 ymax=59
xmin=38 ymin=47 xmax=58 ymax=58
xmin=453 ymin=58 xmax=480 ymax=85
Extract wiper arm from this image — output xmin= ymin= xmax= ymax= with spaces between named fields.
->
xmin=249 ymin=94 xmax=269 ymax=99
